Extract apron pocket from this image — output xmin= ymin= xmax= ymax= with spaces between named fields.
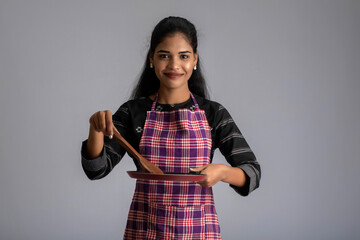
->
xmin=146 ymin=202 xmax=205 ymax=239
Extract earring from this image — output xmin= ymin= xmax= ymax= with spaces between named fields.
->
xmin=194 ymin=65 xmax=197 ymax=70
xmin=150 ymin=63 xmax=153 ymax=68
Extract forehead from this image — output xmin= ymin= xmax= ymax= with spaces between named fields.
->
xmin=155 ymin=33 xmax=193 ymax=51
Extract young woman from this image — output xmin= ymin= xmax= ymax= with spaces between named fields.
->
xmin=82 ymin=16 xmax=261 ymax=239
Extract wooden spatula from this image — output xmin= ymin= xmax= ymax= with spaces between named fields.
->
xmin=111 ymin=127 xmax=164 ymax=174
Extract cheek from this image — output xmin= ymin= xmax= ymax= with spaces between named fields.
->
xmin=156 ymin=61 xmax=168 ymax=69
xmin=155 ymin=69 xmax=162 ymax=80
xmin=184 ymin=62 xmax=194 ymax=72
xmin=153 ymin=62 xmax=165 ymax=75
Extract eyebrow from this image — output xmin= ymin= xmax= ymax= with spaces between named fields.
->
xmin=156 ymin=50 xmax=192 ymax=54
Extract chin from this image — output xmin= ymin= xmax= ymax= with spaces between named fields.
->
xmin=160 ymin=81 xmax=187 ymax=90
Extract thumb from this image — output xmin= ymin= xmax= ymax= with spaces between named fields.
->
xmin=109 ymin=125 xmax=120 ymax=139
xmin=190 ymin=165 xmax=208 ymax=173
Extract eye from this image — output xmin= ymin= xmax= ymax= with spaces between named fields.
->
xmin=180 ymin=55 xmax=189 ymax=59
xmin=159 ymin=54 xmax=169 ymax=59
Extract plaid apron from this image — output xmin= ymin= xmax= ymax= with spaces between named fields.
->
xmin=124 ymin=93 xmax=221 ymax=240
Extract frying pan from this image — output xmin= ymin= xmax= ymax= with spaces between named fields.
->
xmin=111 ymin=127 xmax=206 ymax=181
xmin=127 ymin=171 xmax=206 ymax=181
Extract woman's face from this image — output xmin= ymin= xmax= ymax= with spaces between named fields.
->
xmin=150 ymin=33 xmax=198 ymax=92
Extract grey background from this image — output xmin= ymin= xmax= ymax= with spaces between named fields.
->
xmin=1 ymin=0 xmax=359 ymax=239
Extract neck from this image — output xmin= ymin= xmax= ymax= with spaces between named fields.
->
xmin=156 ymin=87 xmax=191 ymax=105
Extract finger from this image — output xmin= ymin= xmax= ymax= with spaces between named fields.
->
xmin=196 ymin=179 xmax=211 ymax=188
xmin=89 ymin=114 xmax=95 ymax=129
xmin=111 ymin=125 xmax=120 ymax=139
xmin=90 ymin=113 xmax=99 ymax=131
xmin=105 ymin=110 xmax=113 ymax=137
xmin=97 ymin=111 xmax=106 ymax=132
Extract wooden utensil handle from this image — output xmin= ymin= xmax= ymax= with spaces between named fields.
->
xmin=112 ymin=127 xmax=164 ymax=174
xmin=112 ymin=130 xmax=141 ymax=160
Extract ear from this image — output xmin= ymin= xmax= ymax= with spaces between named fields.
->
xmin=193 ymin=52 xmax=198 ymax=67
xmin=149 ymin=51 xmax=154 ymax=66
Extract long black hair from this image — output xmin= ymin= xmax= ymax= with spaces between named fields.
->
xmin=130 ymin=16 xmax=209 ymax=99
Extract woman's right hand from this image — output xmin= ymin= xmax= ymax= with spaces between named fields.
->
xmin=89 ymin=110 xmax=114 ymax=138
xmin=86 ymin=110 xmax=114 ymax=159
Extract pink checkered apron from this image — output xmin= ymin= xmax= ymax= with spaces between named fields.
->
xmin=124 ymin=93 xmax=221 ymax=239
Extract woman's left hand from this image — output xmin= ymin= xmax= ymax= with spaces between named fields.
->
xmin=190 ymin=164 xmax=229 ymax=188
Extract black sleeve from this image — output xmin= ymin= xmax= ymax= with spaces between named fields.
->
xmin=81 ymin=103 xmax=130 ymax=180
xmin=214 ymin=104 xmax=261 ymax=196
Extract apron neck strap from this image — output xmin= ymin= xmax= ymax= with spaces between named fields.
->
xmin=151 ymin=92 xmax=200 ymax=111
xmin=151 ymin=94 xmax=159 ymax=111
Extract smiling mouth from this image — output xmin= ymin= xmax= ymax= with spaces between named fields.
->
xmin=164 ymin=73 xmax=184 ymax=79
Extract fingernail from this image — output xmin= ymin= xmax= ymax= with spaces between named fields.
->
xmin=108 ymin=135 xmax=113 ymax=139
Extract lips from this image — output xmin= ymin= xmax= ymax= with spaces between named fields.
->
xmin=164 ymin=72 xmax=184 ymax=79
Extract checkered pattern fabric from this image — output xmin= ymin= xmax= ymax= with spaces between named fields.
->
xmin=124 ymin=93 xmax=221 ymax=239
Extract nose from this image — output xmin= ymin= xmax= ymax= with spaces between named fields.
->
xmin=168 ymin=57 xmax=180 ymax=70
